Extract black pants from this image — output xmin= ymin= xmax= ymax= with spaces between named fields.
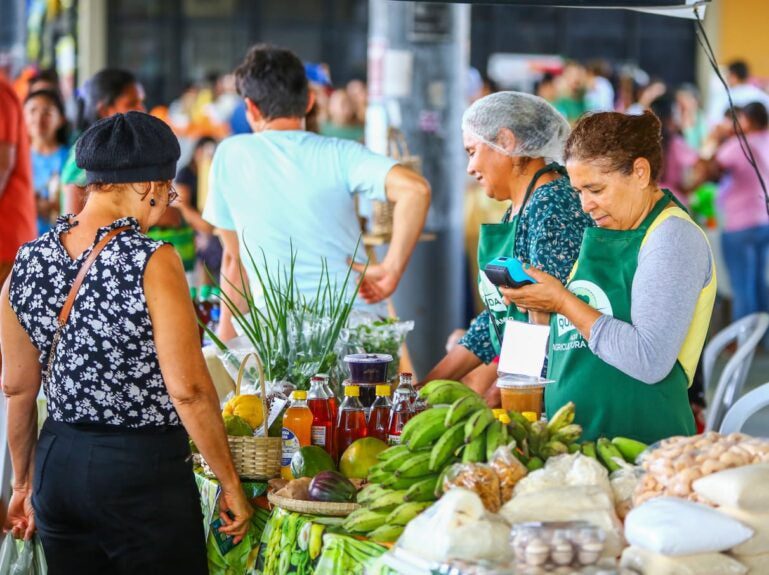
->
xmin=32 ymin=419 xmax=207 ymax=575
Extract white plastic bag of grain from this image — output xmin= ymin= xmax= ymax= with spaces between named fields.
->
xmin=620 ymin=546 xmax=747 ymax=575
xmin=500 ymin=484 xmax=624 ymax=557
xmin=693 ymin=464 xmax=769 ymax=510
xmin=733 ymin=552 xmax=769 ymax=574
xmin=398 ymin=488 xmax=511 ymax=563
xmin=625 ymin=497 xmax=753 ymax=556
xmin=719 ymin=508 xmax=769 ymax=556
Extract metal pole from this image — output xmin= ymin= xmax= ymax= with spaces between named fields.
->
xmin=367 ymin=0 xmax=469 ymax=376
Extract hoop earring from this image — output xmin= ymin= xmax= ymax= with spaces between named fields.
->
xmin=149 ymin=197 xmax=157 ymax=207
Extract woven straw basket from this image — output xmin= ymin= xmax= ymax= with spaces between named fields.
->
xmin=371 ymin=128 xmax=422 ymax=236
xmin=201 ymin=351 xmax=282 ymax=480
xmin=267 ymin=492 xmax=360 ymax=517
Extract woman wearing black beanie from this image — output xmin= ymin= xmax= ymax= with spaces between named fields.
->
xmin=1 ymin=111 xmax=252 ymax=574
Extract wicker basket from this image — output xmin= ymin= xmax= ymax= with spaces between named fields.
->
xmin=370 ymin=129 xmax=422 ymax=236
xmin=267 ymin=492 xmax=360 ymax=517
xmin=201 ymin=352 xmax=283 ymax=480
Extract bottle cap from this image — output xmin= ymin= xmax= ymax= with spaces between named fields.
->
xmin=492 ymin=408 xmax=505 ymax=418
xmin=498 ymin=413 xmax=511 ymax=425
xmin=189 ymin=286 xmax=197 ymax=300
xmin=291 ymin=390 xmax=307 ymax=400
xmin=344 ymin=385 xmax=360 ymax=397
xmin=375 ymin=384 xmax=391 ymax=397
xmin=522 ymin=411 xmax=538 ymax=423
xmin=199 ymin=285 xmax=212 ymax=299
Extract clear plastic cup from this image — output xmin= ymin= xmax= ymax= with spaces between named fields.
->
xmin=496 ymin=375 xmax=548 ymax=419
xmin=343 ymin=353 xmax=393 ymax=384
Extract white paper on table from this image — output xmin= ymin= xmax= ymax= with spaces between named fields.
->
xmin=498 ymin=319 xmax=551 ymax=380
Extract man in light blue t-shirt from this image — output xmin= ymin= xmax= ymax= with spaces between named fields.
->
xmin=203 ymin=45 xmax=431 ymax=340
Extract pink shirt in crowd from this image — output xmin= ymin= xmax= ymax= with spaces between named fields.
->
xmin=659 ymin=134 xmax=698 ymax=206
xmin=716 ymin=131 xmax=769 ymax=232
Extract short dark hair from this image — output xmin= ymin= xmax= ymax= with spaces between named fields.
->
xmin=728 ymin=60 xmax=750 ymax=82
xmin=234 ymin=44 xmax=309 ymax=120
xmin=741 ymin=101 xmax=769 ymax=130
xmin=565 ymin=110 xmax=663 ymax=182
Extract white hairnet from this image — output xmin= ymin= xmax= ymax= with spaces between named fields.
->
xmin=462 ymin=91 xmax=571 ymax=162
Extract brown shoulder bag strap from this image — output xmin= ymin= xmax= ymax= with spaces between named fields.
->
xmin=44 ymin=225 xmax=133 ymax=382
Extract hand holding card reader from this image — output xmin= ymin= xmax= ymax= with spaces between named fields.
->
xmin=484 ymin=256 xmax=537 ymax=288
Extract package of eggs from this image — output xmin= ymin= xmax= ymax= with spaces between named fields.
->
xmin=510 ymin=521 xmax=605 ymax=571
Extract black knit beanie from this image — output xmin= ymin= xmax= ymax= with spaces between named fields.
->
xmin=76 ymin=111 xmax=181 ymax=185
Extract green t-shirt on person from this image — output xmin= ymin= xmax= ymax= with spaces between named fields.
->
xmin=60 ymin=145 xmax=87 ymax=187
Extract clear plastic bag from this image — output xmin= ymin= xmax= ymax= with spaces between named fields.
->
xmin=0 ymin=537 xmax=46 ymax=575
xmin=488 ymin=446 xmax=528 ymax=504
xmin=443 ymin=463 xmax=502 ymax=513
xmin=340 ymin=313 xmax=414 ymax=382
xmin=633 ymin=432 xmax=769 ymax=506
xmin=0 ymin=537 xmax=18 ymax=575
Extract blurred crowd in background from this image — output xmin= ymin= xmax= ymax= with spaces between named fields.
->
xmin=2 ymin=54 xmax=769 ymax=332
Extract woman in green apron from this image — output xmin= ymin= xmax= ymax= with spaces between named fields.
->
xmin=501 ymin=111 xmax=716 ymax=443
xmin=424 ymin=92 xmax=593 ymax=401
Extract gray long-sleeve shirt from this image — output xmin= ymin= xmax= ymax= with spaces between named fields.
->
xmin=588 ymin=216 xmax=713 ymax=384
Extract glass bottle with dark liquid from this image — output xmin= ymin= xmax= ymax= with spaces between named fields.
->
xmin=337 ymin=385 xmax=368 ymax=457
xmin=367 ymin=384 xmax=392 ymax=443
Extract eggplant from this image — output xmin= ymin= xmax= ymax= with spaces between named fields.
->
xmin=308 ymin=470 xmax=357 ymax=503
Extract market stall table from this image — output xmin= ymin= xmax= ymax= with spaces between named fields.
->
xmin=195 ymin=472 xmax=396 ymax=575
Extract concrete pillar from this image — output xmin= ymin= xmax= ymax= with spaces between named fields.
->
xmin=77 ymin=0 xmax=107 ymax=81
xmin=367 ymin=0 xmax=470 ymax=377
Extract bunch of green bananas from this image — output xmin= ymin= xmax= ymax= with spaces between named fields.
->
xmin=505 ymin=401 xmax=584 ymax=471
xmin=343 ymin=380 xmax=494 ymax=540
xmin=581 ymin=436 xmax=648 ymax=472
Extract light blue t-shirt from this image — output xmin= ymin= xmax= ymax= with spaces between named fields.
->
xmin=203 ymin=130 xmax=397 ymax=306
xmin=31 ymin=146 xmax=68 ymax=235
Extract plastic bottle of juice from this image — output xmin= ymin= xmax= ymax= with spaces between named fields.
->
xmin=281 ymin=390 xmax=313 ymax=479
xmin=336 ymin=385 xmax=368 ymax=458
xmin=387 ymin=381 xmax=414 ymax=446
xmin=367 ymin=385 xmax=392 ymax=443
xmin=308 ymin=375 xmax=335 ymax=459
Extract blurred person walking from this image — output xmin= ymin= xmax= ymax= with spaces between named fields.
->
xmin=175 ymin=136 xmax=223 ymax=281
xmin=320 ymin=89 xmax=364 ymax=142
xmin=650 ymin=95 xmax=698 ymax=206
xmin=60 ymin=69 xmax=145 ymax=214
xmin=24 ymin=89 xmax=70 ymax=235
xmin=0 ymin=65 xmax=36 ymax=295
xmin=709 ymin=102 xmax=769 ymax=323
xmin=707 ymin=60 xmax=769 ymax=127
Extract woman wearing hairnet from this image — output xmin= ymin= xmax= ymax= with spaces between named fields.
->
xmin=424 ymin=92 xmax=593 ymax=402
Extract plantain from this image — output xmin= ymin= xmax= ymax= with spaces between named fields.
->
xmin=485 ymin=419 xmax=508 ymax=462
xmin=401 ymin=407 xmax=450 ymax=448
xmin=369 ymin=489 xmax=408 ymax=512
xmin=462 ymin=433 xmax=486 ymax=463
xmin=546 ymin=401 xmax=576 ymax=433
xmin=368 ymin=524 xmax=405 ymax=544
xmin=464 ymin=408 xmax=495 ymax=443
xmin=386 ymin=501 xmax=432 ymax=526
xmin=429 ymin=421 xmax=466 ymax=471
xmin=394 ymin=452 xmax=432 ymax=478
xmin=404 ymin=475 xmax=439 ymax=502
xmin=445 ymin=394 xmax=487 ymax=427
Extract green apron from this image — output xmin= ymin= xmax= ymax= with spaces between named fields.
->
xmin=546 ymin=191 xmax=696 ymax=443
xmin=477 ymin=163 xmax=567 ymax=354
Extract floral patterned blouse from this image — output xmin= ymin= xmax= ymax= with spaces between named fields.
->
xmin=459 ymin=176 xmax=594 ymax=363
xmin=9 ymin=216 xmax=180 ymax=428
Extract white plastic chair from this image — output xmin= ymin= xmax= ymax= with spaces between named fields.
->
xmin=704 ymin=312 xmax=769 ymax=431
xmin=720 ymin=382 xmax=769 ymax=435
